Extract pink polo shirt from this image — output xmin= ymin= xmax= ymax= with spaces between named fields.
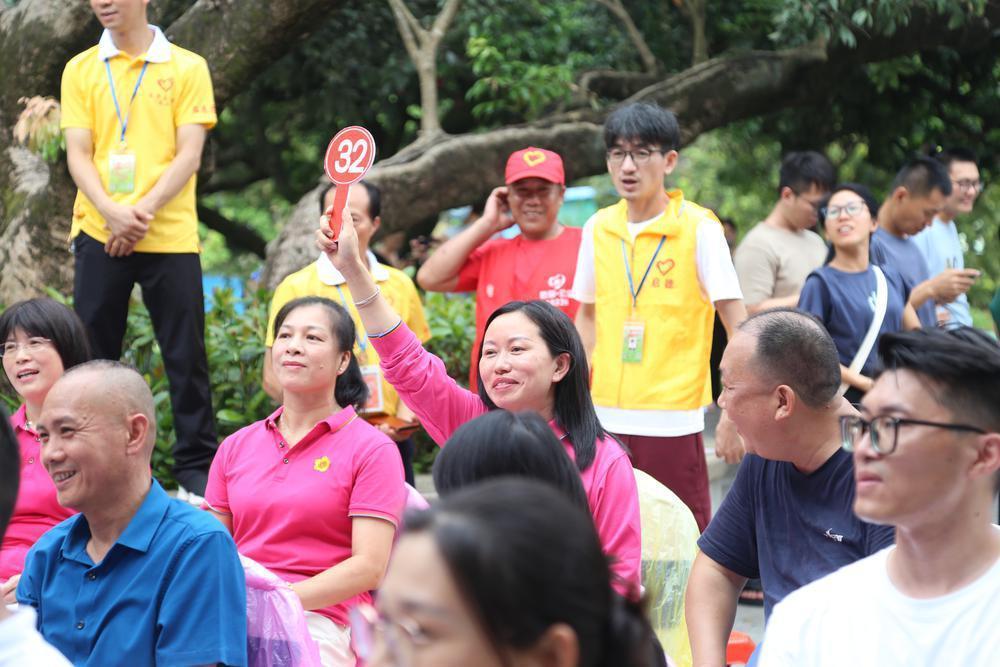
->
xmin=1 ymin=405 xmax=75 ymax=581
xmin=371 ymin=323 xmax=642 ymax=597
xmin=204 ymin=405 xmax=405 ymax=626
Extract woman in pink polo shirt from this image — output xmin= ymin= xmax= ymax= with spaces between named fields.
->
xmin=205 ymin=296 xmax=405 ymax=667
xmin=0 ymin=298 xmax=89 ymax=585
xmin=317 ymin=211 xmax=642 ymax=599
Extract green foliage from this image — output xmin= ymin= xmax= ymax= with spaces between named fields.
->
xmin=771 ymin=0 xmax=988 ymax=47
xmin=422 ymin=291 xmax=476 ymax=388
xmin=120 ymin=287 xmax=275 ymax=486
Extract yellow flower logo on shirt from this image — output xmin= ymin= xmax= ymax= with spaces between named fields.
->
xmin=314 ymin=456 xmax=331 ymax=473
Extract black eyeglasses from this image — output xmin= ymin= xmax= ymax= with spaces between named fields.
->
xmin=839 ymin=415 xmax=986 ymax=455
xmin=606 ymin=148 xmax=663 ymax=166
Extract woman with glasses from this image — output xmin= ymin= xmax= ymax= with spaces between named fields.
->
xmin=355 ymin=477 xmax=662 ymax=667
xmin=204 ymin=296 xmax=405 ymax=666
xmin=0 ymin=298 xmax=90 ymax=589
xmin=317 ymin=209 xmax=642 ymax=599
xmin=798 ymin=183 xmax=920 ymax=404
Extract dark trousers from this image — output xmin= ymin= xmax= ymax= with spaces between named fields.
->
xmin=73 ymin=232 xmax=217 ymax=494
xmin=615 ymin=431 xmax=712 ymax=532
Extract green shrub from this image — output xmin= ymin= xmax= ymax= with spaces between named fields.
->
xmin=0 ymin=287 xmax=476 ymax=481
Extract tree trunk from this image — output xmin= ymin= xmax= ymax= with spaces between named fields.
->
xmin=0 ymin=0 xmax=345 ymax=303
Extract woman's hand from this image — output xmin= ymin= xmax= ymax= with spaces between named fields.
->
xmin=1 ymin=574 xmax=20 ymax=604
xmin=315 ymin=203 xmax=366 ymax=279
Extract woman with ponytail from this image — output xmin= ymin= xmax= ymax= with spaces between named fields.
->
xmin=355 ymin=478 xmax=663 ymax=667
xmin=205 ymin=297 xmax=405 ymax=666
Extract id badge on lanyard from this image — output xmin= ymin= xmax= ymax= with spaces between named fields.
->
xmin=105 ymin=59 xmax=148 ymax=195
xmin=360 ymin=365 xmax=386 ymax=414
xmin=620 ymin=235 xmax=665 ymax=364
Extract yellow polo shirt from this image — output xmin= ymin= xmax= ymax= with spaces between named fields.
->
xmin=266 ymin=253 xmax=431 ymax=418
xmin=61 ymin=26 xmax=217 ymax=253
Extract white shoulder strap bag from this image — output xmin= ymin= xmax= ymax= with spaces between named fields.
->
xmin=838 ymin=266 xmax=888 ymax=397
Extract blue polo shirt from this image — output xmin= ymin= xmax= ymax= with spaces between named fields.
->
xmin=17 ymin=480 xmax=247 ymax=666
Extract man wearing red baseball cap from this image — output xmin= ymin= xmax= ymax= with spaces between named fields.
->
xmin=418 ymin=147 xmax=582 ymax=385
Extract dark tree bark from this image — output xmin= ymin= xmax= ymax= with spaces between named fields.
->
xmin=0 ymin=0 xmax=345 ymax=304
xmin=262 ymin=1 xmax=1000 ymax=288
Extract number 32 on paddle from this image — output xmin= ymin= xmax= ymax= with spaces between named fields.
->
xmin=323 ymin=126 xmax=376 ymax=239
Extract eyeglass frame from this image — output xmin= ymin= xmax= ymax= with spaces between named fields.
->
xmin=605 ymin=147 xmax=665 ymax=166
xmin=950 ymin=178 xmax=984 ymax=194
xmin=839 ymin=414 xmax=986 ymax=455
xmin=0 ymin=337 xmax=53 ymax=357
xmin=819 ymin=199 xmax=867 ymax=221
xmin=349 ymin=603 xmax=432 ymax=663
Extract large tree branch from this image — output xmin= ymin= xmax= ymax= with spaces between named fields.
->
xmin=197 ymin=204 xmax=267 ymax=258
xmin=263 ymin=2 xmax=1000 ymax=287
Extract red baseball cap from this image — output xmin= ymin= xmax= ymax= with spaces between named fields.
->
xmin=505 ymin=147 xmax=565 ymax=185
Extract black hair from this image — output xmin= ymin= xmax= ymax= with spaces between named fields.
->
xmin=318 ymin=181 xmax=382 ymax=219
xmin=271 ymin=296 xmax=368 ymax=410
xmin=477 ymin=300 xmax=608 ymax=471
xmin=890 ymin=156 xmax=953 ymax=198
xmin=778 ymin=151 xmax=836 ymax=196
xmin=432 ymin=410 xmax=590 ymax=511
xmin=0 ymin=298 xmax=91 ymax=379
xmin=817 ymin=182 xmax=880 ymax=265
xmin=876 ymin=327 xmax=1000 ymax=435
xmin=604 ymin=103 xmax=680 ymax=153
xmin=739 ymin=308 xmax=842 ymax=408
xmin=934 ymin=147 xmax=978 ymax=170
xmin=0 ymin=406 xmax=18 ymax=541
xmin=403 ymin=478 xmax=656 ymax=667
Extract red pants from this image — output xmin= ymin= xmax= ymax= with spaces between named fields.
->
xmin=615 ymin=432 xmax=712 ymax=532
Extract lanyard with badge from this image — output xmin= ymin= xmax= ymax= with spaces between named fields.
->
xmin=336 ymin=285 xmax=385 ymax=414
xmin=105 ymin=59 xmax=148 ymax=194
xmin=620 ymin=235 xmax=665 ymax=363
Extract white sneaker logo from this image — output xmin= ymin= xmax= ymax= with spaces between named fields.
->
xmin=824 ymin=529 xmax=844 ymax=543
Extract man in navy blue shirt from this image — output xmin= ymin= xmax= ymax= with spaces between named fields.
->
xmin=16 ymin=361 xmax=247 ymax=666
xmin=685 ymin=309 xmax=894 ymax=666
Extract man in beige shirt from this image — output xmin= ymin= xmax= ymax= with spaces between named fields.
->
xmin=735 ymin=152 xmax=835 ymax=313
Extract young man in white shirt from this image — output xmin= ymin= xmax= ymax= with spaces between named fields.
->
xmin=760 ymin=327 xmax=1000 ymax=667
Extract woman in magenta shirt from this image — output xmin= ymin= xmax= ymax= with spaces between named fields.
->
xmin=205 ymin=296 xmax=405 ymax=666
xmin=0 ymin=298 xmax=89 ymax=584
xmin=317 ymin=211 xmax=642 ymax=598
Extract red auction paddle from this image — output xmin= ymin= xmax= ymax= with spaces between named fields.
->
xmin=323 ymin=126 xmax=377 ymax=239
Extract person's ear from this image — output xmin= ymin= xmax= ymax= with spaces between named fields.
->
xmin=336 ymin=350 xmax=351 ymax=377
xmin=662 ymin=149 xmax=680 ymax=175
xmin=969 ymin=432 xmax=1000 ymax=484
xmin=551 ymin=352 xmax=572 ymax=384
xmin=892 ymin=186 xmax=909 ymax=204
xmin=519 ymin=623 xmax=579 ymax=667
xmin=371 ymin=215 xmax=382 ymax=232
xmin=125 ymin=412 xmax=150 ymax=457
xmin=774 ymin=384 xmax=796 ymax=422
xmin=779 ymin=186 xmax=796 ymax=203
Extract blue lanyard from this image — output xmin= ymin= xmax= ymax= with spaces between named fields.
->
xmin=335 ymin=285 xmax=368 ymax=354
xmin=620 ymin=235 xmax=666 ymax=309
xmin=105 ymin=59 xmax=149 ymax=146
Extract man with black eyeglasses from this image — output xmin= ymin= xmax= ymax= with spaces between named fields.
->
xmin=760 ymin=327 xmax=1000 ymax=666
xmin=911 ymin=148 xmax=984 ymax=328
xmin=734 ymin=151 xmax=835 ymax=315
xmin=570 ymin=103 xmax=746 ymax=532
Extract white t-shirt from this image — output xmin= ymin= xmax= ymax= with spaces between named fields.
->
xmin=760 ymin=534 xmax=1000 ymax=667
xmin=0 ymin=607 xmax=72 ymax=666
xmin=571 ymin=212 xmax=743 ymax=437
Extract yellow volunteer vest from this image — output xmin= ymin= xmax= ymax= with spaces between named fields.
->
xmin=591 ymin=191 xmax=717 ymax=411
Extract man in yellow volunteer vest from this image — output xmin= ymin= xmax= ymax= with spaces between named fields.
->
xmin=264 ymin=181 xmax=430 ymax=485
xmin=571 ymin=103 xmax=747 ymax=531
xmin=61 ymin=0 xmax=218 ymax=502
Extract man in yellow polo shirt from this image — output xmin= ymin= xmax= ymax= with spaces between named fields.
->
xmin=571 ymin=103 xmax=747 ymax=531
xmin=264 ymin=181 xmax=430 ymax=484
xmin=61 ymin=0 xmax=218 ymax=501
